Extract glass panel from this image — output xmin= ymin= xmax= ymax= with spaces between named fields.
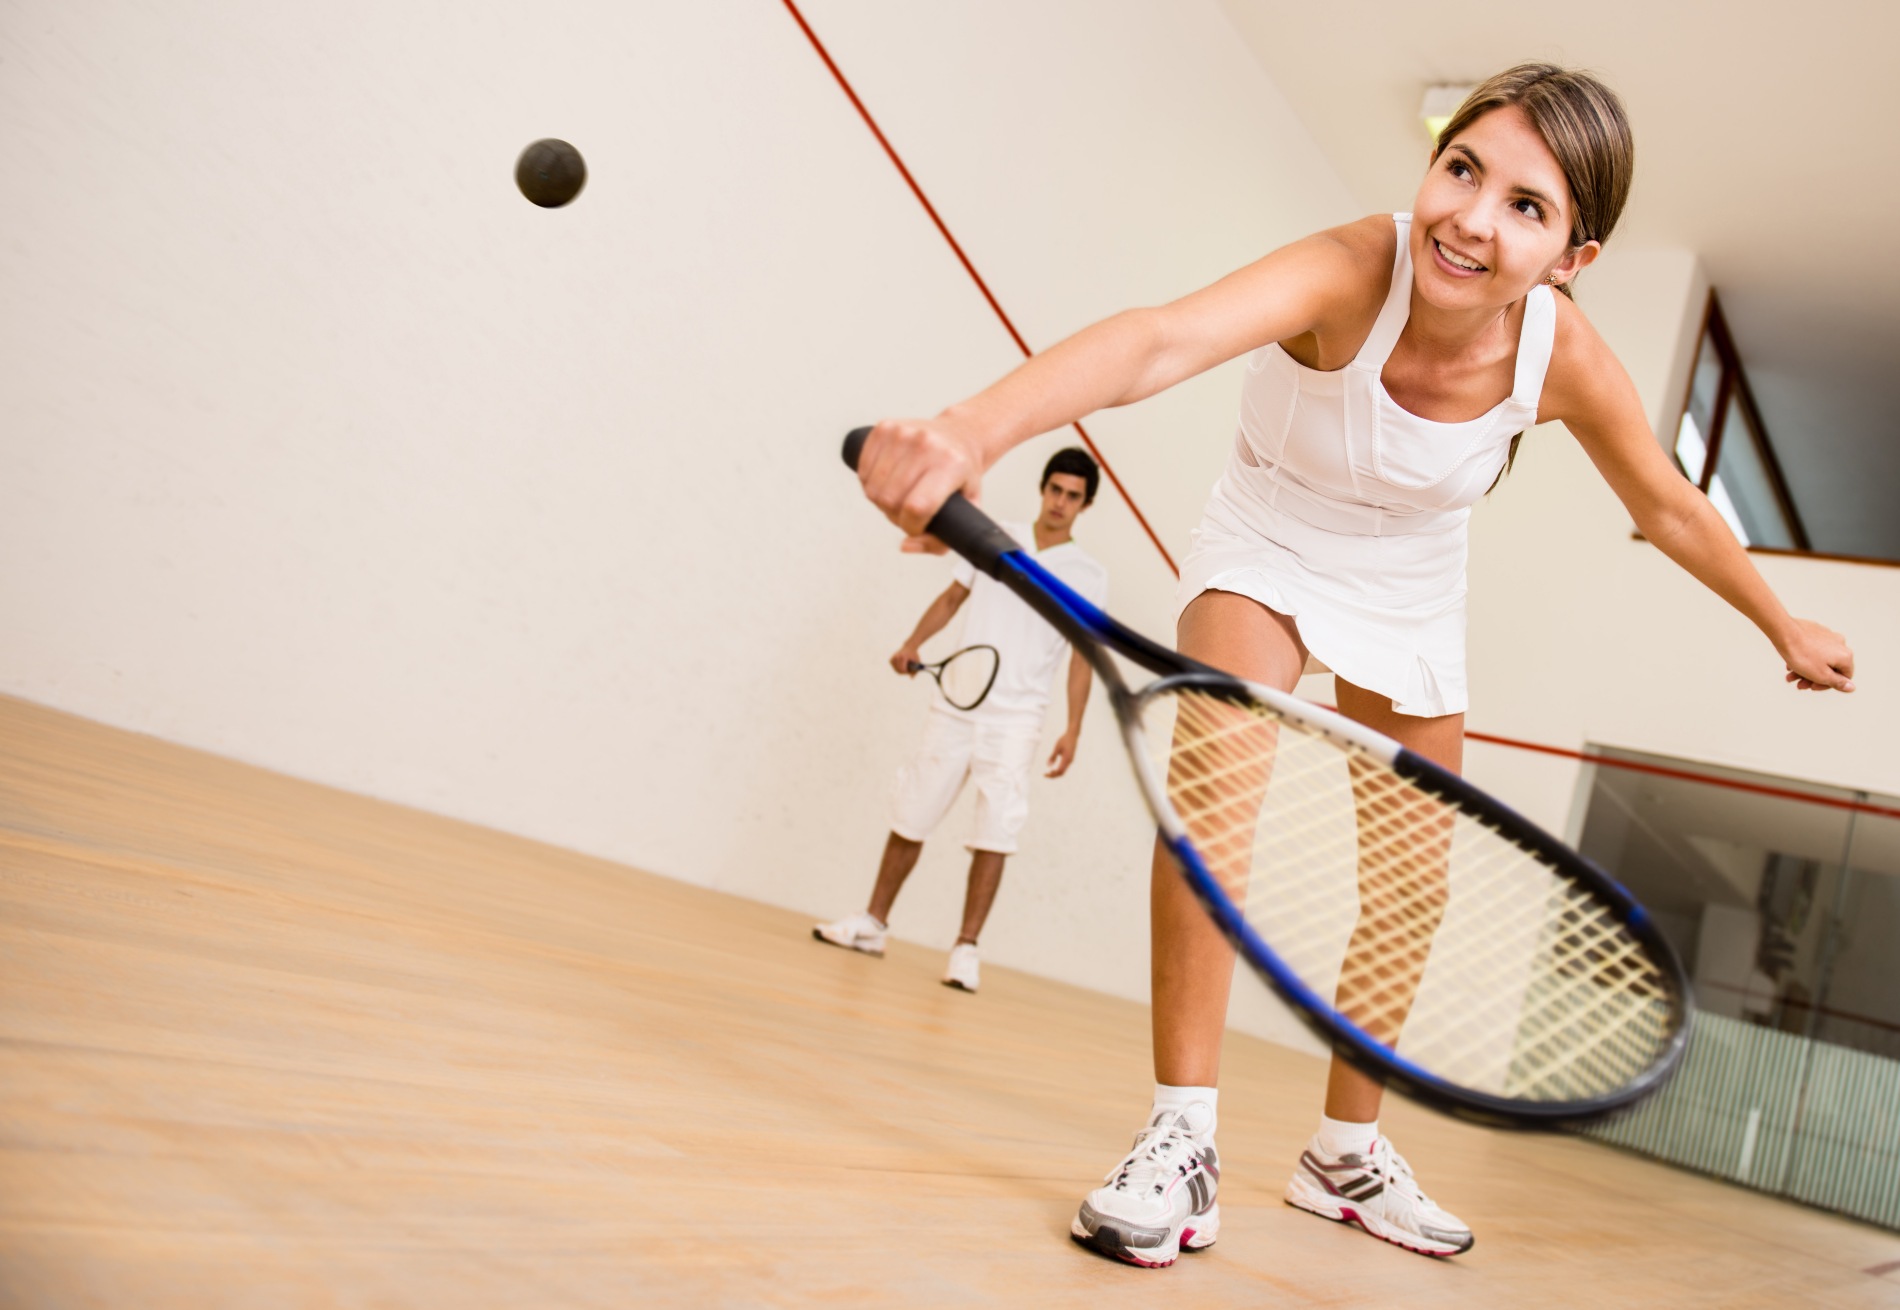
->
xmin=1811 ymin=808 xmax=1900 ymax=1057
xmin=1782 ymin=1039 xmax=1900 ymax=1228
xmin=1712 ymin=402 xmax=1798 ymax=550
xmin=1572 ymin=749 xmax=1900 ymax=1231
xmin=1781 ymin=807 xmax=1900 ymax=1226
xmin=1675 ymin=411 xmax=1709 ymax=486
xmin=1574 ymin=751 xmax=1854 ymax=1031
xmin=1704 ymin=470 xmax=1753 ymax=545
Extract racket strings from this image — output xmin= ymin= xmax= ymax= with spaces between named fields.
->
xmin=937 ymin=646 xmax=1000 ymax=710
xmin=1153 ymin=688 xmax=1675 ymax=1102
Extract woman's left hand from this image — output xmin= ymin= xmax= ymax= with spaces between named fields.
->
xmin=1778 ymin=619 xmax=1856 ymax=692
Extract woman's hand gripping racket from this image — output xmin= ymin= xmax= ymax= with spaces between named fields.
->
xmin=845 ymin=428 xmax=1690 ymax=1125
xmin=905 ymin=645 xmax=1000 ymax=712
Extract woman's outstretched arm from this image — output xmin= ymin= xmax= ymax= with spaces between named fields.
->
xmin=854 ymin=218 xmax=1392 ymax=539
xmin=1544 ymin=297 xmax=1855 ymax=692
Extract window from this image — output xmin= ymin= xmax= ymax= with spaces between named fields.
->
xmin=1672 ymin=296 xmax=1807 ymax=551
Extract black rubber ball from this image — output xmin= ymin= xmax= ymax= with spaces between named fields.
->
xmin=516 ymin=139 xmax=587 ymax=208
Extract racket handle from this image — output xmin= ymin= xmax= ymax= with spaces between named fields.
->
xmin=905 ymin=660 xmax=923 ymax=673
xmin=841 ymin=427 xmax=1022 ymax=578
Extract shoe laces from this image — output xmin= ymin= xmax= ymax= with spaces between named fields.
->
xmin=1105 ymin=1114 xmax=1202 ymax=1198
xmin=1364 ymin=1137 xmax=1435 ymax=1207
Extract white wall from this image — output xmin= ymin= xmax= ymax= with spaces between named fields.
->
xmin=1464 ymin=247 xmax=1900 ymax=834
xmin=0 ymin=1 xmax=1356 ymax=1047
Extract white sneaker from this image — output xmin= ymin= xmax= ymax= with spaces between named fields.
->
xmin=811 ymin=911 xmax=886 ymax=957
xmin=1285 ymin=1135 xmax=1473 ymax=1256
xmin=1070 ymin=1110 xmax=1220 ymax=1267
xmin=941 ymin=943 xmax=981 ymax=992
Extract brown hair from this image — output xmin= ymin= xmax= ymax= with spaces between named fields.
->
xmin=1434 ymin=64 xmax=1634 ymax=484
xmin=1431 ymin=63 xmax=1634 ymax=301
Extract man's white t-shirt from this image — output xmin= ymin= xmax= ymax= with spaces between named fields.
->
xmin=946 ymin=521 xmax=1108 ymax=725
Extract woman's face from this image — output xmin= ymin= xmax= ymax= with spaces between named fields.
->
xmin=1410 ymin=104 xmax=1597 ymax=311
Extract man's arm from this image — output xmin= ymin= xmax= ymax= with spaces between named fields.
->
xmin=890 ymin=582 xmax=971 ymax=674
xmin=1046 ymin=647 xmax=1093 ymax=777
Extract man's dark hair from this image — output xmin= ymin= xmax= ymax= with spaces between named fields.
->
xmin=1041 ymin=446 xmax=1100 ymax=505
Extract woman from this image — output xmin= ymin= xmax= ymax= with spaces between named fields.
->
xmin=853 ymin=64 xmax=1854 ymax=1265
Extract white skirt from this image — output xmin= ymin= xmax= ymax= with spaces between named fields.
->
xmin=1174 ymin=488 xmax=1469 ymax=718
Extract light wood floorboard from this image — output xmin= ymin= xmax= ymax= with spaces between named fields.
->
xmin=2 ymin=695 xmax=1896 ymax=1307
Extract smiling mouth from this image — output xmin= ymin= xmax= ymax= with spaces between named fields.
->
xmin=1433 ymin=238 xmax=1487 ymax=273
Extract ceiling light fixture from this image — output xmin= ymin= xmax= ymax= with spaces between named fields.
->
xmin=1420 ymin=84 xmax=1474 ymax=142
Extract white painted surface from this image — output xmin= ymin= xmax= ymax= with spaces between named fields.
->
xmin=0 ymin=1 xmax=1353 ymax=1050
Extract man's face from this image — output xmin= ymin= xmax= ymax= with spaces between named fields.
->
xmin=1038 ymin=472 xmax=1090 ymax=532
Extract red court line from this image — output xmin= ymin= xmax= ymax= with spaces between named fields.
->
xmin=780 ymin=0 xmax=1179 ymax=576
xmin=1302 ymin=711 xmax=1900 ymax=820
xmin=1463 ymin=729 xmax=1900 ymax=821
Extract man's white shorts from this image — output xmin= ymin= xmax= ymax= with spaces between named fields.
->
xmin=889 ymin=710 xmax=1042 ymax=855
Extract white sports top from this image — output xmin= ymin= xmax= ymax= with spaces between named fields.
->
xmin=1175 ymin=213 xmax=1556 ymax=717
xmin=950 ymin=521 xmax=1108 ymax=725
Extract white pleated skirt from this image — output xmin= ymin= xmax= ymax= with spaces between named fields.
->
xmin=1174 ymin=486 xmax=1470 ymax=718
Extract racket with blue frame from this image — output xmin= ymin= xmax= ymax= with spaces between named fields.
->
xmin=844 ymin=427 xmax=1689 ymax=1125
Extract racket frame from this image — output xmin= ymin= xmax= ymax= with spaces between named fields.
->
xmin=844 ymin=429 xmax=1692 ymax=1125
xmin=910 ymin=643 xmax=1001 ymax=711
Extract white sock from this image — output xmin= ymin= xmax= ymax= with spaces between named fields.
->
xmin=1151 ymin=1084 xmax=1217 ymax=1139
xmin=1317 ymin=1113 xmax=1378 ymax=1159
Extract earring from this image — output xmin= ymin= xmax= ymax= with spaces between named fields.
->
xmin=1548 ymin=273 xmax=1560 ymax=284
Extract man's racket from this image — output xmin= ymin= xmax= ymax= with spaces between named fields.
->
xmin=908 ymin=645 xmax=1000 ymax=711
xmin=844 ymin=428 xmax=1689 ymax=1125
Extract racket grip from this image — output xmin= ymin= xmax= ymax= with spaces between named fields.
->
xmin=841 ymin=427 xmax=1023 ymax=578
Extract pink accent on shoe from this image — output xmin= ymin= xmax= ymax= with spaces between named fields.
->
xmin=1332 ymin=1207 xmax=1459 ymax=1258
xmin=1117 ymin=1251 xmax=1175 ymax=1269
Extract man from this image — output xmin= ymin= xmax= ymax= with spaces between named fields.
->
xmin=813 ymin=448 xmax=1108 ymax=993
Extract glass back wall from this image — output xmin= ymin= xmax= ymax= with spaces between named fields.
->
xmin=1572 ymin=748 xmax=1900 ymax=1231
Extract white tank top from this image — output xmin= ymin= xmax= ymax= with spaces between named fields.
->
xmin=1174 ymin=214 xmax=1559 ymax=717
xmin=1222 ymin=213 xmax=1556 ymax=539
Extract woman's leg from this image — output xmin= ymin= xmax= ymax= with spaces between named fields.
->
xmin=1288 ymin=680 xmax=1476 ymax=1257
xmin=1319 ymin=680 xmax=1464 ymax=1122
xmin=1153 ymin=591 xmax=1309 ymax=1086
xmin=1070 ymin=590 xmax=1308 ymax=1267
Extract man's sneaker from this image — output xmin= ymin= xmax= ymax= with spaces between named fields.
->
xmin=811 ymin=911 xmax=886 ymax=957
xmin=941 ymin=943 xmax=981 ymax=992
xmin=1285 ymin=1135 xmax=1473 ymax=1257
xmin=1070 ymin=1110 xmax=1220 ymax=1268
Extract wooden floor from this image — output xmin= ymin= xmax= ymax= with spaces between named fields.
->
xmin=3 ymin=696 xmax=1897 ymax=1308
